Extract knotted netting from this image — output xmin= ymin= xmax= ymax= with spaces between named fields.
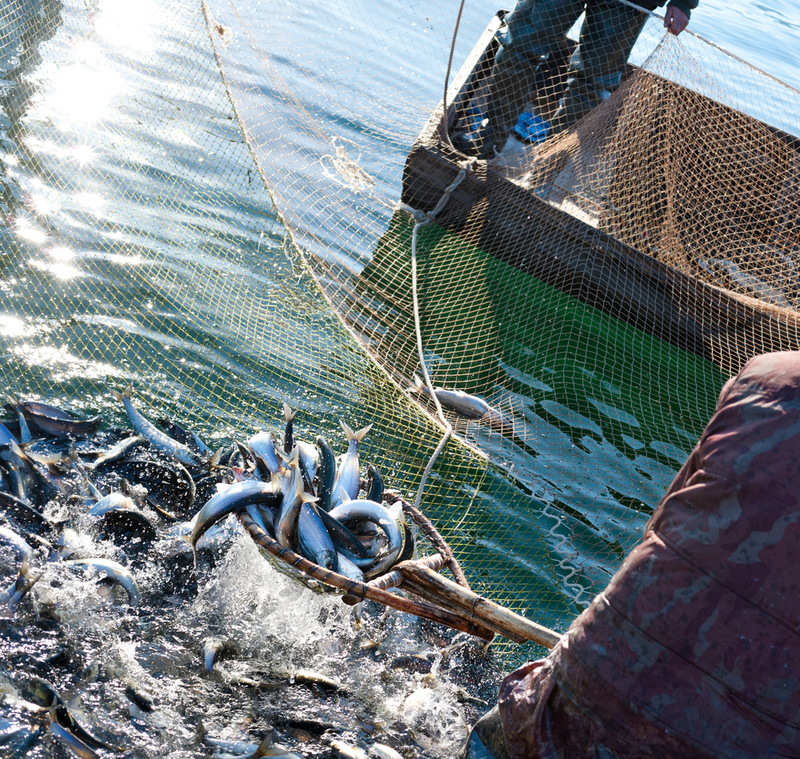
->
xmin=1 ymin=0 xmax=798 ymax=664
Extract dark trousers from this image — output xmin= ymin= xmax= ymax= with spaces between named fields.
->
xmin=483 ymin=0 xmax=646 ymax=145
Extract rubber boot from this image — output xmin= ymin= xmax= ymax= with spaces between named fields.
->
xmin=453 ymin=47 xmax=541 ymax=159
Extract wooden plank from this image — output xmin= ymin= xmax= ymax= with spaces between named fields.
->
xmin=401 ymin=140 xmax=800 ymax=374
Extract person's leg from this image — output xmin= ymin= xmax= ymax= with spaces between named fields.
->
xmin=549 ymin=0 xmax=646 ymax=134
xmin=454 ymin=0 xmax=584 ymax=158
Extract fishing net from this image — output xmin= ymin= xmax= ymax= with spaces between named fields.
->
xmin=1 ymin=0 xmax=798 ymax=666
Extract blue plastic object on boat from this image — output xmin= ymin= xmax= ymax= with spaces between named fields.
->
xmin=513 ymin=112 xmax=550 ymax=144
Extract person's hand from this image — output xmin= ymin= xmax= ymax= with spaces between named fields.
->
xmin=664 ymin=5 xmax=689 ymax=35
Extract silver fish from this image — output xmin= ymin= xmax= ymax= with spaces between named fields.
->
xmin=248 ymin=429 xmax=285 ymax=484
xmin=187 ymin=479 xmax=277 ymax=564
xmin=331 ymin=421 xmax=372 ymax=507
xmin=275 ymin=450 xmax=317 ymax=548
xmin=202 ymin=636 xmax=236 ymax=673
xmin=328 ymin=739 xmax=369 ymax=759
xmin=48 ymin=718 xmax=99 ymax=759
xmin=370 ymin=745 xmax=404 ymax=759
xmin=328 ymin=499 xmax=402 ymax=556
xmin=89 ymin=434 xmax=146 ymax=469
xmin=409 ymin=376 xmax=514 ymax=431
xmin=62 ymin=558 xmax=140 ymax=604
xmin=296 ymin=440 xmax=319 ymax=483
xmin=114 ymin=385 xmax=203 ymax=468
xmin=296 ymin=503 xmax=337 ymax=570
xmin=0 ymin=525 xmax=40 ymax=615
xmin=329 ymin=499 xmax=404 ymax=578
xmin=244 ymin=502 xmax=275 ymax=537
xmin=7 ymin=394 xmax=102 ymax=438
xmin=334 ymin=551 xmax=364 ymax=583
xmin=282 ymin=402 xmax=297 ymax=454
xmin=88 ymin=492 xmax=135 ymax=517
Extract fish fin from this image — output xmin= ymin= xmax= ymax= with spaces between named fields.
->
xmin=252 ymin=733 xmax=275 ymax=757
xmin=407 ymin=375 xmax=425 ymax=395
xmin=300 ymin=492 xmax=318 ymax=504
xmin=112 ymin=384 xmax=133 ymax=402
xmin=282 ymin=402 xmax=297 ymax=422
xmin=183 ymin=535 xmax=198 ymax=568
xmin=353 ymin=423 xmax=373 ymax=442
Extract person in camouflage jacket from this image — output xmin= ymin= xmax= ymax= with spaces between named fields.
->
xmin=467 ymin=350 xmax=800 ymax=758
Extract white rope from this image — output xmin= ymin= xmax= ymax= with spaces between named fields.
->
xmin=398 ymin=159 xmax=477 ymax=510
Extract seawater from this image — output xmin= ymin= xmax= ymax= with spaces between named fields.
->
xmin=0 ymin=0 xmax=797 ymax=756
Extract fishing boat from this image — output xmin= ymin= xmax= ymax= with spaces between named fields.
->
xmin=398 ymin=11 xmax=800 ymax=378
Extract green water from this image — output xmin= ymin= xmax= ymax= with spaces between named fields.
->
xmin=0 ymin=0 xmax=727 ymax=669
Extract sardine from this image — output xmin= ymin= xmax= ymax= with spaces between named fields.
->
xmin=331 ymin=421 xmax=372 ymax=507
xmin=62 ymin=558 xmax=140 ymax=604
xmin=48 ymin=717 xmax=99 ymax=759
xmin=282 ymin=402 xmax=297 ymax=454
xmin=328 ymin=499 xmax=402 ymax=557
xmin=50 ymin=698 xmax=119 ymax=753
xmin=275 ymin=451 xmax=317 ymax=549
xmin=186 ymin=479 xmax=278 ymax=564
xmin=157 ymin=416 xmax=211 ymax=457
xmin=329 ymin=499 xmax=404 ymax=578
xmin=6 ymin=395 xmax=102 ymax=438
xmin=370 ymin=744 xmax=404 ymax=759
xmin=244 ymin=502 xmax=276 ymax=537
xmin=202 ymin=636 xmax=236 ymax=673
xmin=328 ymin=739 xmax=369 ymax=759
xmin=87 ymin=491 xmax=135 ymax=517
xmin=89 ymin=434 xmax=146 ymax=469
xmin=365 ymin=464 xmax=383 ymax=503
xmin=408 ymin=376 xmax=514 ymax=431
xmin=0 ymin=525 xmax=40 ymax=615
xmin=335 ymin=551 xmax=364 ymax=583
xmin=248 ymin=429 xmax=285 ymax=484
xmin=314 ymin=435 xmax=336 ymax=512
xmin=316 ymin=508 xmax=368 ymax=558
xmin=296 ymin=502 xmax=337 ymax=570
xmin=113 ymin=385 xmax=203 ymax=468
xmin=296 ymin=440 xmax=319 ymax=488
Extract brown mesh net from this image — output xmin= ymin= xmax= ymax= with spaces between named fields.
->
xmin=2 ymin=0 xmax=798 ymax=665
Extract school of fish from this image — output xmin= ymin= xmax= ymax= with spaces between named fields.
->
xmin=0 ymin=387 xmax=480 ymax=759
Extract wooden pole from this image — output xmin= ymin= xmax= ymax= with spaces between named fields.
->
xmin=399 ymin=562 xmax=562 ymax=649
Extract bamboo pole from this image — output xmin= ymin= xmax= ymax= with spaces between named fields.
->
xmin=398 ymin=562 xmax=562 ymax=649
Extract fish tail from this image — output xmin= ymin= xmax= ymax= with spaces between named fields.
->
xmin=353 ymin=423 xmax=373 ymax=442
xmin=113 ymin=383 xmax=133 ymax=402
xmin=341 ymin=420 xmax=373 ymax=442
xmin=408 ymin=375 xmax=424 ymax=394
xmin=253 ymin=734 xmax=276 ymax=757
xmin=183 ymin=534 xmax=198 ymax=568
xmin=282 ymin=402 xmax=297 ymax=422
xmin=300 ymin=492 xmax=318 ymax=504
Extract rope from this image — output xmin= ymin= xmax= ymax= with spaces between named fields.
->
xmin=397 ymin=158 xmax=477 ymax=510
xmin=616 ymin=0 xmax=800 ymax=96
xmin=441 ymin=0 xmax=469 ymax=148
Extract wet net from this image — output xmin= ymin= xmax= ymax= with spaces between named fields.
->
xmin=1 ymin=0 xmax=799 ymax=665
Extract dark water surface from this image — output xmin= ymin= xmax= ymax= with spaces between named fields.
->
xmin=0 ymin=0 xmax=797 ymax=755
